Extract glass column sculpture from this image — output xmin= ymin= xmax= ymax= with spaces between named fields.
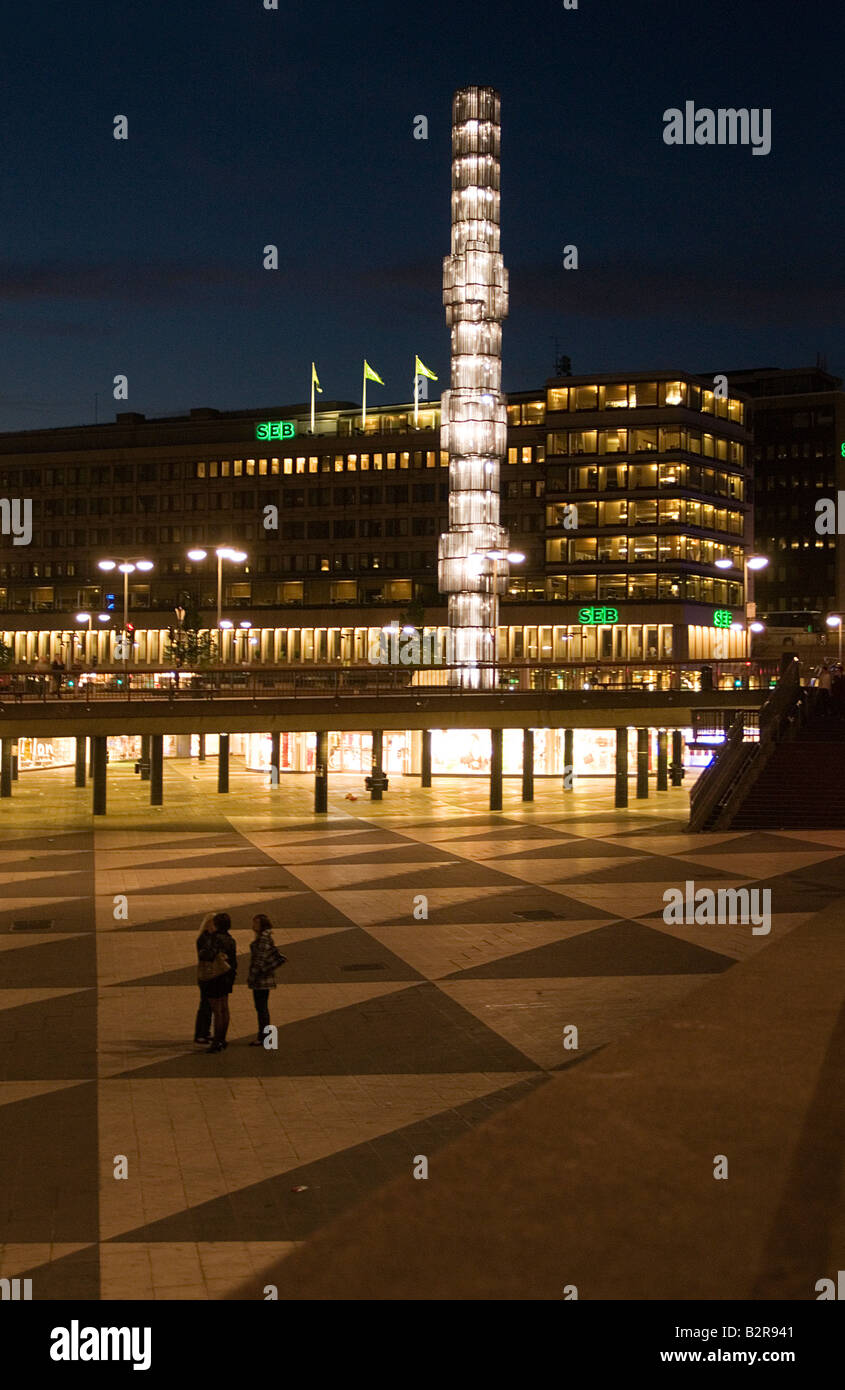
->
xmin=438 ymin=86 xmax=509 ymax=689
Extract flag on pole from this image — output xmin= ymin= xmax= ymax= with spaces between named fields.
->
xmin=362 ymin=360 xmax=384 ymax=429
xmin=310 ymin=362 xmax=322 ymax=433
xmin=415 ymin=357 xmax=438 ymax=381
xmin=413 ymin=356 xmax=437 ymax=426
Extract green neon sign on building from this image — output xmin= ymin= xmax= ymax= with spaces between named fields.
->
xmin=256 ymin=420 xmax=296 ymax=440
xmin=713 ymin=609 xmax=733 ymax=628
xmin=578 ymin=606 xmax=619 ymax=624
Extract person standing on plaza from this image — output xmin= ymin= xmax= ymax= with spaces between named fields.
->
xmin=194 ymin=913 xmax=216 ymax=1045
xmin=247 ymin=913 xmax=287 ymax=1047
xmin=197 ymin=911 xmax=237 ymax=1052
xmin=818 ymin=662 xmax=832 ymax=717
xmin=51 ymin=656 xmax=65 ymax=697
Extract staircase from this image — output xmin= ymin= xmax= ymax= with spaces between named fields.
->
xmin=689 ymin=664 xmax=845 ymax=830
xmin=728 ymin=718 xmax=845 ymax=829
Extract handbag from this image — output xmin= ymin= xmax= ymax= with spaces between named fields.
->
xmin=197 ymin=951 xmax=231 ymax=983
xmin=269 ymin=947 xmax=288 ymax=970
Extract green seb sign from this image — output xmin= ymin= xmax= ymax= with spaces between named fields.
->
xmin=713 ymin=609 xmax=733 ymax=628
xmin=256 ymin=420 xmax=296 ymax=441
xmin=578 ymin=606 xmax=619 ymax=624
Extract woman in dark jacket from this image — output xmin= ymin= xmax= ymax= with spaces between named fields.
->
xmin=197 ymin=911 xmax=237 ymax=1053
xmin=194 ymin=914 xmax=215 ymax=1045
xmin=247 ymin=913 xmax=287 ymax=1046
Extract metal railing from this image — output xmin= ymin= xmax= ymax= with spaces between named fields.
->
xmin=0 ymin=660 xmax=781 ymax=705
xmin=688 ymin=662 xmax=803 ymax=831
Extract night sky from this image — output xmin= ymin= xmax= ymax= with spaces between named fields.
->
xmin=2 ymin=0 xmax=842 ymax=432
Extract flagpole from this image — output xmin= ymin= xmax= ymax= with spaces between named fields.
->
xmin=310 ymin=366 xmax=315 ymax=434
xmin=414 ymin=366 xmax=419 ymax=429
xmin=362 ymin=364 xmax=366 ymax=431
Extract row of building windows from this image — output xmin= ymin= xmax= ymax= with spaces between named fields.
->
xmin=546 ymin=498 xmax=745 ymax=529
xmin=34 ymin=483 xmax=457 ymax=516
xmin=753 ymin=443 xmax=837 ymax=462
xmin=547 ymin=574 xmax=745 ymax=603
xmin=547 ymin=464 xmax=745 ymax=498
xmin=547 ymin=381 xmax=745 ymax=420
xmin=546 ymin=536 xmax=741 ymax=565
xmin=546 ymin=428 xmax=745 ymax=464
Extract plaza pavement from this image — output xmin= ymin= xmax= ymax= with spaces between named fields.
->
xmin=0 ymin=757 xmax=841 ymax=1300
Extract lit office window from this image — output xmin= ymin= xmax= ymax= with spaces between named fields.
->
xmin=661 ymin=381 xmax=687 ymax=407
xmin=629 ymin=382 xmax=657 ymax=407
xmin=604 ymin=383 xmax=628 ymax=409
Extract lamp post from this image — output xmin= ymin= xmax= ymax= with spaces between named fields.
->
xmin=75 ymin=611 xmax=110 ymax=665
xmin=173 ymin=604 xmax=186 ymax=666
xmin=826 ymin=614 xmax=843 ymax=665
xmin=715 ymin=553 xmax=768 ymax=658
xmin=464 ymin=547 xmax=525 ymax=675
xmin=97 ymin=558 xmax=154 ymax=664
xmin=238 ymin=619 xmax=252 ymax=663
xmin=186 ymin=546 xmax=248 ymax=635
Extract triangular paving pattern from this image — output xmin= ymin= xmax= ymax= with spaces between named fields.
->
xmin=109 ymin=1076 xmax=546 ymax=1245
xmin=442 ymin=919 xmax=734 ymax=979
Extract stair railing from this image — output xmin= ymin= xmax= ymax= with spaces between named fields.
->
xmin=688 ymin=663 xmax=803 ymax=831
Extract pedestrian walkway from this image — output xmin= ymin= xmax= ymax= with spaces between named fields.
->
xmin=0 ymin=760 xmax=841 ymax=1299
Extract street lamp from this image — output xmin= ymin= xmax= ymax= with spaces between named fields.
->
xmin=715 ymin=554 xmax=768 ymax=657
xmin=97 ymin=558 xmax=154 ymax=660
xmin=186 ymin=546 xmax=248 ymax=631
xmin=74 ymin=611 xmax=110 ymax=664
xmin=826 ymin=614 xmax=843 ymax=664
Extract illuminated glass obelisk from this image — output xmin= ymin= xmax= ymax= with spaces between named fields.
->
xmin=438 ymin=86 xmax=509 ymax=689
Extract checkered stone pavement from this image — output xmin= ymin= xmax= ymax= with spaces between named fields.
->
xmin=1 ymin=759 xmax=842 ymax=1299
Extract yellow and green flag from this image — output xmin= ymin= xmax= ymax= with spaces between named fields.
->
xmin=363 ymin=360 xmax=384 ymax=385
xmin=311 ymin=362 xmax=322 ymax=393
xmin=415 ymin=356 xmax=438 ymax=381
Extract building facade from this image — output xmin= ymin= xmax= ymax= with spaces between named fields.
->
xmin=727 ymin=366 xmax=845 ymax=618
xmin=0 ymin=369 xmax=752 ymax=678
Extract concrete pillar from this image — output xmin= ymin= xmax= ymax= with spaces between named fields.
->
xmin=314 ymin=730 xmax=328 ymax=814
xmin=421 ymin=729 xmax=432 ymax=788
xmin=218 ymin=734 xmax=229 ymax=793
xmin=150 ymin=734 xmax=163 ymax=805
xmin=490 ymin=728 xmax=503 ymax=812
xmin=657 ymin=730 xmax=668 ymax=791
xmin=140 ymin=733 xmax=151 ymax=781
xmin=92 ymin=736 xmax=107 ymax=815
xmin=270 ymin=732 xmax=280 ymax=785
xmin=670 ymin=730 xmax=685 ymax=786
xmin=370 ymin=729 xmax=384 ymax=801
xmin=198 ymin=733 xmax=206 ymax=762
xmin=11 ymin=743 xmax=18 ymax=781
xmin=75 ymin=737 xmax=86 ymax=788
xmin=563 ymin=727 xmax=574 ymax=792
xmin=0 ymin=740 xmax=12 ymax=798
xmin=522 ymin=728 xmax=534 ymax=802
xmin=636 ymin=728 xmax=649 ymax=799
xmin=176 ymin=734 xmax=191 ymax=757
xmin=88 ymin=737 xmax=95 ymax=778
xmin=615 ymin=727 xmax=628 ymax=809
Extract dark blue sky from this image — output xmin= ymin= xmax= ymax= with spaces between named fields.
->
xmin=1 ymin=0 xmax=842 ymax=431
